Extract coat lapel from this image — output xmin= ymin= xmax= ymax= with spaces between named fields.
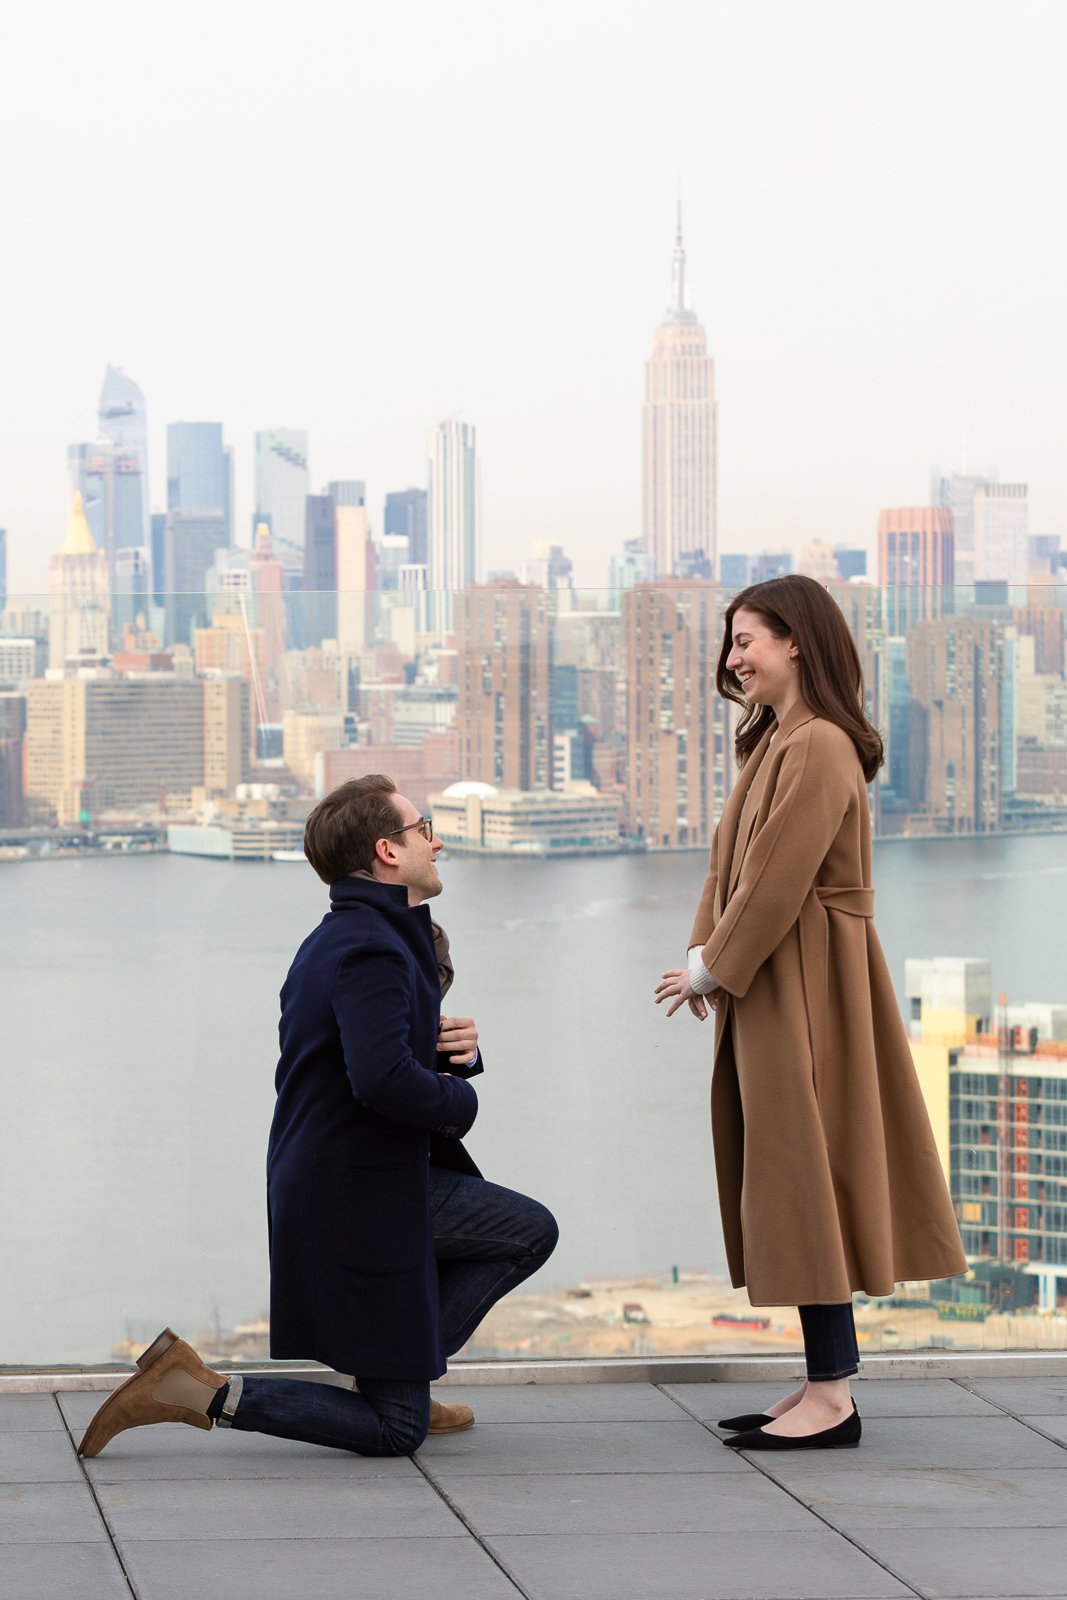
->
xmin=725 ymin=703 xmax=817 ymax=901
xmin=716 ymin=725 xmax=773 ymax=902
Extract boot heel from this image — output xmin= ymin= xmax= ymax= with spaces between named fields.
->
xmin=136 ymin=1327 xmax=179 ymax=1371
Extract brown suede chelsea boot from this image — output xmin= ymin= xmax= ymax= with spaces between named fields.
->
xmin=78 ymin=1327 xmax=228 ymax=1458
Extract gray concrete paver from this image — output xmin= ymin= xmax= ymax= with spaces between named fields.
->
xmin=0 ymin=1431 xmax=83 ymax=1483
xmin=436 ymin=1468 xmax=820 ymax=1536
xmin=1020 ymin=1414 xmax=1067 ymax=1447
xmin=484 ymin=1529 xmax=913 ymax=1600
xmin=0 ymin=1481 xmax=109 ymax=1543
xmin=96 ymin=1473 xmax=468 ymax=1540
xmin=963 ymin=1379 xmax=1067 ymax=1414
xmin=421 ymin=1419 xmax=750 ymax=1476
xmin=776 ymin=1465 xmax=1067 ymax=1529
xmin=119 ymin=1535 xmax=523 ymax=1600
xmin=9 ymin=1378 xmax=1065 ymax=1600
xmin=0 ymin=1396 xmax=65 ymax=1431
xmin=436 ymin=1381 xmax=690 ymax=1423
xmin=854 ymin=1527 xmax=1067 ymax=1597
xmin=0 ymin=1542 xmax=132 ymax=1600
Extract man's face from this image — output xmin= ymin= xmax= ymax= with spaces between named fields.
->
xmin=382 ymin=793 xmax=443 ymax=905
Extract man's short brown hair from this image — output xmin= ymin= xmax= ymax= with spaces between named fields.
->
xmin=303 ymin=775 xmax=403 ymax=884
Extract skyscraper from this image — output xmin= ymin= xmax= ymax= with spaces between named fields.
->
xmin=68 ymin=367 xmax=151 ymax=578
xmin=877 ymin=507 xmax=955 ymax=634
xmin=428 ymin=419 xmax=479 ymax=634
xmin=385 ymin=488 xmax=428 ymax=567
xmin=934 ymin=472 xmax=1029 ymax=587
xmin=455 ymin=583 xmax=552 ymax=790
xmin=623 ymin=580 xmax=732 ymax=847
xmin=167 ymin=422 xmax=232 ymax=543
xmin=163 ymin=509 xmax=229 ymax=647
xmin=254 ymin=429 xmax=309 ymax=558
xmin=642 ymin=208 xmax=717 ymax=579
xmin=336 ymin=506 xmax=373 ymax=657
xmin=974 ymin=483 xmax=1029 ymax=585
xmin=906 ymin=616 xmax=1002 ymax=834
xmin=49 ymin=494 xmax=110 ymax=670
xmin=303 ymin=494 xmax=338 ymax=648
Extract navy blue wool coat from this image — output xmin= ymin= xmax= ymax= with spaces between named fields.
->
xmin=266 ymin=876 xmax=480 ymax=1380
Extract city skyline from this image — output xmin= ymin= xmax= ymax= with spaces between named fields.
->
xmin=2 ymin=4 xmax=1065 ymax=593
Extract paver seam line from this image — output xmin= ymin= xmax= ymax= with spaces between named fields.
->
xmin=411 ymin=1452 xmax=533 ymax=1599
xmin=52 ymin=1391 xmax=140 ymax=1600
xmin=651 ymin=1382 xmax=930 ymax=1600
xmin=953 ymin=1382 xmax=1067 ymax=1453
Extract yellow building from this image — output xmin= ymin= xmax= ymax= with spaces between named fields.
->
xmin=282 ymin=709 xmax=346 ymax=784
xmin=48 ymin=493 xmax=110 ymax=671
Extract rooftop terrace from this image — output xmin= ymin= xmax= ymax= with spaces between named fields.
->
xmin=6 ymin=1363 xmax=1067 ymax=1600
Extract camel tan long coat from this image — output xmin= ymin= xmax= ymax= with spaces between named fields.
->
xmin=690 ymin=702 xmax=966 ymax=1306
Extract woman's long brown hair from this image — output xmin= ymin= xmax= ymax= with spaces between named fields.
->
xmin=716 ymin=575 xmax=885 ymax=782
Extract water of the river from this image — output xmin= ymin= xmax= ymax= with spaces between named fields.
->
xmin=3 ymin=834 xmax=1065 ymax=1363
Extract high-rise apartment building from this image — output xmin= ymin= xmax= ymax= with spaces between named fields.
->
xmin=934 ymin=471 xmax=1029 ymax=587
xmin=167 ymin=422 xmax=232 ymax=543
xmin=877 ymin=507 xmax=955 ymax=635
xmin=385 ymin=488 xmax=428 ymax=567
xmin=49 ymin=494 xmax=110 ymax=670
xmin=254 ymin=429 xmax=309 ymax=557
xmin=905 ymin=616 xmax=1002 ymax=833
xmin=0 ymin=690 xmax=24 ymax=826
xmin=642 ymin=210 xmax=717 ymax=579
xmin=203 ymin=676 xmax=251 ymax=794
xmin=326 ymin=481 xmax=365 ymax=508
xmin=455 ymin=583 xmax=552 ymax=791
xmin=428 ymin=419 xmax=479 ymax=634
xmin=718 ymin=553 xmax=750 ymax=591
xmin=25 ymin=673 xmax=247 ymax=823
xmin=608 ymin=539 xmax=655 ymax=608
xmin=336 ymin=505 xmax=373 ymax=657
xmin=974 ymin=483 xmax=1029 ymax=585
xmin=750 ymin=552 xmax=792 ymax=583
xmin=68 ymin=368 xmax=151 ymax=578
xmin=834 ymin=547 xmax=868 ymax=582
xmin=623 ymin=580 xmax=732 ymax=847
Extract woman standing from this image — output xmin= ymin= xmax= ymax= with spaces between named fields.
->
xmin=655 ymin=576 xmax=965 ymax=1450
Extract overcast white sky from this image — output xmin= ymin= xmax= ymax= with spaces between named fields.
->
xmin=1 ymin=0 xmax=1064 ymax=592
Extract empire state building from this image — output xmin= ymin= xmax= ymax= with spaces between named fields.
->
xmin=642 ymin=211 xmax=717 ymax=578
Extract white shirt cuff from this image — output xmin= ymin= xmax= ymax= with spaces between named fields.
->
xmin=687 ymin=946 xmax=718 ymax=995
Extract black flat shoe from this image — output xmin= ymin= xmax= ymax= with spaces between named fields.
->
xmin=723 ymin=1402 xmax=860 ymax=1451
xmin=718 ymin=1411 xmax=773 ymax=1431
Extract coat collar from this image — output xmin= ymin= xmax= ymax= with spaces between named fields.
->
xmin=773 ymin=698 xmax=817 ymax=744
xmin=329 ymin=874 xmax=413 ymax=916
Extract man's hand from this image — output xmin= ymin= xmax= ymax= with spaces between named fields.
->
xmin=438 ymin=1015 xmax=479 ymax=1065
xmin=654 ymin=969 xmax=720 ymax=1020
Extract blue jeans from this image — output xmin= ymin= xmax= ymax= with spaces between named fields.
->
xmin=799 ymin=1302 xmax=859 ymax=1381
xmin=221 ymin=1169 xmax=558 ymax=1456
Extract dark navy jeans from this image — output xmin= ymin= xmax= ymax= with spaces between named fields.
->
xmin=218 ymin=1170 xmax=558 ymax=1455
xmin=798 ymin=1302 xmax=859 ymax=1381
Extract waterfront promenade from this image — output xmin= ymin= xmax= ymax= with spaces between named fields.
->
xmin=6 ymin=1368 xmax=1067 ymax=1599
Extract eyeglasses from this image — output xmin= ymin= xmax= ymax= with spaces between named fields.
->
xmin=385 ymin=816 xmax=434 ymax=843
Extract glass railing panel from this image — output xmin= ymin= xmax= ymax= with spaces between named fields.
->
xmin=2 ymin=582 xmax=1066 ymax=1366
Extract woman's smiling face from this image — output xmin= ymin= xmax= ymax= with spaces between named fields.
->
xmin=725 ymin=606 xmax=797 ymax=710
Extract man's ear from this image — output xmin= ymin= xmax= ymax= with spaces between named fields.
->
xmin=373 ymin=836 xmax=398 ymax=869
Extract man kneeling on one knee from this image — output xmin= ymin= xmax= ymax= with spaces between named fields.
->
xmin=80 ymin=775 xmax=559 ymax=1459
